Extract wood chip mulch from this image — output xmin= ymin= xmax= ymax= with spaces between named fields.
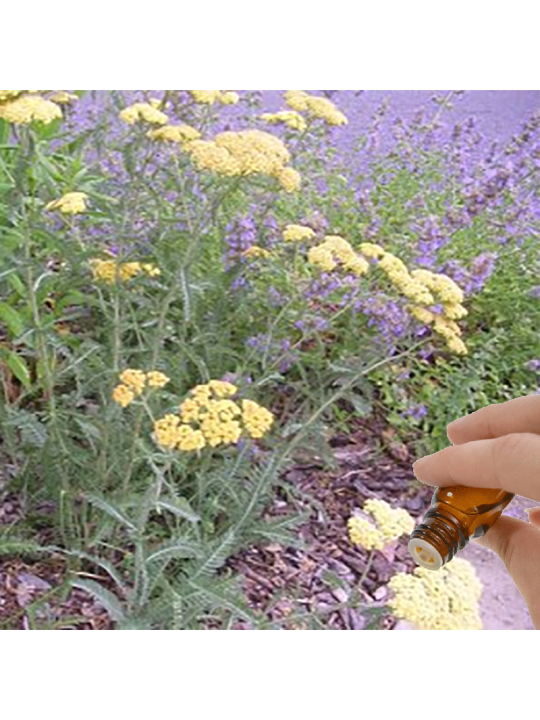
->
xmin=227 ymin=420 xmax=433 ymax=629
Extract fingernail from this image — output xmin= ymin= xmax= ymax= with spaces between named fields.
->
xmin=524 ymin=508 xmax=538 ymax=514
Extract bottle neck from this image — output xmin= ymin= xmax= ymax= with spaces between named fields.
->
xmin=410 ymin=508 xmax=467 ymax=566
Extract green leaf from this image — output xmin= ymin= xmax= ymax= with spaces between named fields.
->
xmin=71 ymin=578 xmax=126 ymax=623
xmin=3 ymin=350 xmax=31 ymax=388
xmin=83 ymin=494 xmax=137 ymax=533
xmin=0 ymin=301 xmax=24 ymax=338
xmin=155 ymin=496 xmax=200 ymax=523
xmin=146 ymin=537 xmax=203 ymax=564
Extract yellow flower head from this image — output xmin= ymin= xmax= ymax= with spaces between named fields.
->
xmin=189 ymin=90 xmax=221 ymax=104
xmin=156 ymin=380 xmax=273 ymax=453
xmin=284 ymin=90 xmax=347 ymax=126
xmin=387 ymin=557 xmax=483 ymax=630
xmin=187 ymin=129 xmax=299 ymax=191
xmin=220 ymin=91 xmax=240 ymax=105
xmin=282 ymin=224 xmax=316 ymax=243
xmin=260 ymin=110 xmax=307 ymax=132
xmin=45 ymin=192 xmax=88 ymax=215
xmin=0 ymin=94 xmax=62 ymax=125
xmin=243 ymin=246 xmax=271 ymax=259
xmin=89 ymin=259 xmax=160 ymax=283
xmin=308 ymin=235 xmax=369 ymax=276
xmin=153 ymin=413 xmax=182 ymax=449
xmin=241 ymin=399 xmax=274 ymax=439
xmin=147 ymin=124 xmax=201 ymax=146
xmin=146 ymin=371 xmax=170 ymax=388
xmin=119 ymin=102 xmax=168 ymax=125
xmin=408 ymin=305 xmax=436 ymax=324
xmin=348 ymin=499 xmax=415 ymax=551
xmin=119 ymin=369 xmax=147 ymax=396
xmin=443 ymin=302 xmax=468 ymax=320
xmin=0 ymin=90 xmax=24 ymax=103
xmin=189 ymin=90 xmax=239 ymax=105
xmin=308 ymin=245 xmax=337 ymax=272
xmin=411 ymin=269 xmax=464 ymax=304
xmin=359 ymin=242 xmax=386 ymax=259
xmin=49 ymin=91 xmax=78 ymax=105
xmin=112 ymin=384 xmax=135 ymax=408
xmin=276 ymin=166 xmax=301 ymax=193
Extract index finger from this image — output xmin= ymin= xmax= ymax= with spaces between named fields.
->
xmin=447 ymin=394 xmax=540 ymax=445
xmin=412 ymin=432 xmax=540 ymax=503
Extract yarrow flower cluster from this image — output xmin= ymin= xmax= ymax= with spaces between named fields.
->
xmin=348 ymin=498 xmax=415 ymax=551
xmin=112 ymin=369 xmax=170 ymax=408
xmin=119 ymin=101 xmax=168 ymax=126
xmin=189 ymin=90 xmax=239 ymax=105
xmin=45 ymin=192 xmax=88 ymax=215
xmin=260 ymin=110 xmax=307 ymax=132
xmin=242 ymin=246 xmax=271 ymax=259
xmin=0 ymin=91 xmax=63 ymax=125
xmin=374 ymin=251 xmax=468 ymax=355
xmin=308 ymin=235 xmax=369 ymax=276
xmin=282 ymin=224 xmax=316 ymax=243
xmin=186 ymin=129 xmax=301 ymax=192
xmin=387 ymin=557 xmax=483 ymax=630
xmin=147 ymin=124 xmax=201 ymax=146
xmin=284 ymin=90 xmax=348 ymax=126
xmin=89 ymin=258 xmax=161 ymax=283
xmin=153 ymin=380 xmax=274 ymax=452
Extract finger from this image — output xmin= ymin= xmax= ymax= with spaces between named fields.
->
xmin=471 ymin=515 xmax=540 ymax=627
xmin=525 ymin=507 xmax=540 ymax=529
xmin=412 ymin=433 xmax=540 ymax=502
xmin=447 ymin=394 xmax=540 ymax=445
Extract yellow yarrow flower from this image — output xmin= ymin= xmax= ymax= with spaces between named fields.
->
xmin=155 ymin=381 xmax=273 ymax=453
xmin=153 ymin=414 xmax=182 ymax=449
xmin=408 ymin=305 xmax=436 ymax=324
xmin=308 ymin=235 xmax=369 ymax=277
xmin=387 ymin=557 xmax=483 ymax=630
xmin=0 ymin=94 xmax=62 ymax=125
xmin=112 ymin=384 xmax=135 ymax=408
xmin=282 ymin=224 xmax=315 ymax=243
xmin=147 ymin=124 xmax=201 ymax=145
xmin=241 ymin=399 xmax=275 ymax=439
xmin=308 ymin=245 xmax=337 ymax=272
xmin=146 ymin=371 xmax=170 ymax=388
xmin=120 ymin=369 xmax=147 ymax=395
xmin=443 ymin=302 xmax=468 ymax=320
xmin=176 ymin=425 xmax=206 ymax=452
xmin=113 ymin=369 xmax=170 ymax=408
xmin=119 ymin=102 xmax=168 ymax=125
xmin=0 ymin=90 xmax=24 ymax=103
xmin=276 ymin=166 xmax=301 ymax=193
xmin=45 ymin=192 xmax=88 ymax=215
xmin=89 ymin=259 xmax=160 ymax=284
xmin=189 ymin=90 xmax=239 ymax=105
xmin=49 ymin=91 xmax=78 ymax=105
xmin=187 ymin=129 xmax=300 ymax=192
xmin=284 ymin=90 xmax=347 ymax=126
xmin=220 ymin=91 xmax=240 ymax=105
xmin=260 ymin=110 xmax=307 ymax=132
xmin=348 ymin=499 xmax=415 ymax=551
xmin=359 ymin=242 xmax=386 ymax=258
xmin=243 ymin=246 xmax=271 ymax=259
xmin=411 ymin=269 xmax=464 ymax=304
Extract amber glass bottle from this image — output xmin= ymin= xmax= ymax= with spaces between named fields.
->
xmin=408 ymin=485 xmax=515 ymax=570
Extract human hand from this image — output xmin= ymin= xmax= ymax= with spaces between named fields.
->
xmin=412 ymin=394 xmax=540 ymax=629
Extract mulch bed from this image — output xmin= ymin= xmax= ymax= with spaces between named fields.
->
xmin=227 ymin=419 xmax=433 ymax=629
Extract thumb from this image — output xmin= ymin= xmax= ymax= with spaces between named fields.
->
xmin=472 ymin=515 xmax=540 ymax=628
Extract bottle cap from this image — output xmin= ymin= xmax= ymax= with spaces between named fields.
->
xmin=408 ymin=538 xmax=444 ymax=570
